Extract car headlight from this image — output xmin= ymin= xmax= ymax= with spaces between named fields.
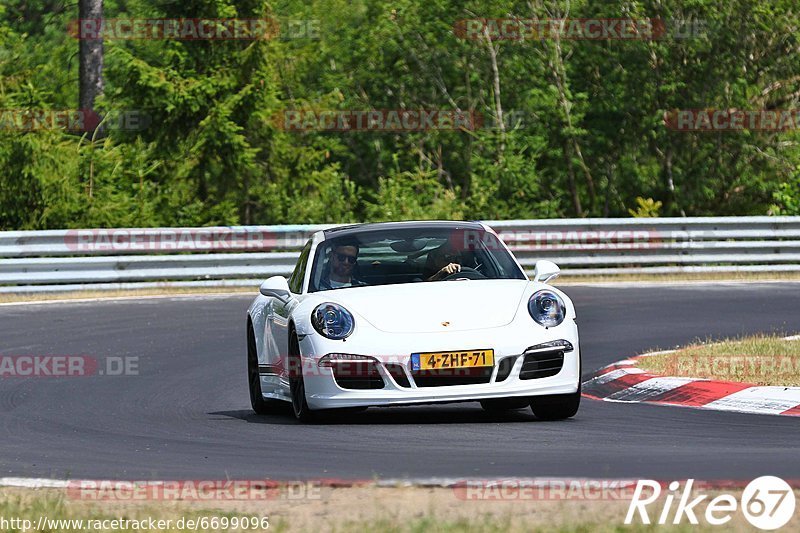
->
xmin=311 ymin=303 xmax=354 ymax=339
xmin=527 ymin=290 xmax=566 ymax=328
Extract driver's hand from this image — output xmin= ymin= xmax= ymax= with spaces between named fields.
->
xmin=436 ymin=263 xmax=460 ymax=279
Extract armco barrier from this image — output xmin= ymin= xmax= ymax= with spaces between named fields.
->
xmin=0 ymin=217 xmax=799 ymax=292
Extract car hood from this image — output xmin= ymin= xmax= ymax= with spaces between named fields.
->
xmin=318 ymin=279 xmax=530 ymax=333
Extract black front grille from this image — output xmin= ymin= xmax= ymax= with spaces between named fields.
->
xmin=495 ymin=356 xmax=518 ymax=382
xmin=412 ymin=367 xmax=493 ymax=387
xmin=331 ymin=362 xmax=385 ymax=389
xmin=519 ymin=350 xmax=564 ymax=380
xmin=385 ymin=363 xmax=410 ymax=388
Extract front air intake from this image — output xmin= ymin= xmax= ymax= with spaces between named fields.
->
xmin=495 ymin=356 xmax=518 ymax=382
xmin=385 ymin=363 xmax=410 ymax=388
xmin=331 ymin=361 xmax=385 ymax=389
xmin=519 ymin=350 xmax=564 ymax=380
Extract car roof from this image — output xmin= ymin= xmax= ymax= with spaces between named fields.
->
xmin=321 ymin=220 xmax=486 ymax=240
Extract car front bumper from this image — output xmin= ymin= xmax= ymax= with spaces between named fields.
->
xmin=297 ymin=320 xmax=580 ymax=410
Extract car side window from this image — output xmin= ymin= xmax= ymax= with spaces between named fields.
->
xmin=288 ymin=240 xmax=312 ymax=294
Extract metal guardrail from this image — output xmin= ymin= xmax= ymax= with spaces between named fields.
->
xmin=1 ymin=217 xmax=799 ymax=292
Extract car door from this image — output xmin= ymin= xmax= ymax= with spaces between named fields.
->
xmin=268 ymin=239 xmax=312 ymax=387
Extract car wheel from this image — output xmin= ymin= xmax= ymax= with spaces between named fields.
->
xmin=480 ymin=398 xmax=530 ymax=411
xmin=289 ymin=333 xmax=318 ymax=423
xmin=529 ymin=382 xmax=581 ymax=420
xmin=247 ymin=324 xmax=283 ymax=415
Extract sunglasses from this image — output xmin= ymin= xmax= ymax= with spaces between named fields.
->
xmin=334 ymin=252 xmax=357 ymax=264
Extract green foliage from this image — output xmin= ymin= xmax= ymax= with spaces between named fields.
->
xmin=772 ymin=179 xmax=800 ymax=215
xmin=365 ymin=169 xmax=465 ymax=222
xmin=628 ymin=197 xmax=663 ymax=218
xmin=1 ymin=0 xmax=800 ymax=229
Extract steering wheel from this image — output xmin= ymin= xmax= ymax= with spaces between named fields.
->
xmin=441 ymin=266 xmax=487 ymax=281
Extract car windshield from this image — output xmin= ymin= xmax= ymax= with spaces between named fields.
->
xmin=308 ymin=226 xmax=526 ymax=292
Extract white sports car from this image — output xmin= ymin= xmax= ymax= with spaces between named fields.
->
xmin=246 ymin=221 xmax=581 ymax=422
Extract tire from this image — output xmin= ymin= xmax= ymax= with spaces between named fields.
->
xmin=247 ymin=324 xmax=283 ymax=415
xmin=288 ymin=332 xmax=318 ymax=423
xmin=480 ymin=398 xmax=530 ymax=411
xmin=529 ymin=382 xmax=581 ymax=420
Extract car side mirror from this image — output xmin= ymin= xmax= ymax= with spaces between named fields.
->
xmin=533 ymin=260 xmax=560 ymax=284
xmin=259 ymin=276 xmax=292 ymax=300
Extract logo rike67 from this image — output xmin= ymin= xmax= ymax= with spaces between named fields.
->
xmin=626 ymin=477 xmax=796 ymax=530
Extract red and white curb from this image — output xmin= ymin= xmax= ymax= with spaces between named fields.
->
xmin=583 ymin=349 xmax=800 ymax=417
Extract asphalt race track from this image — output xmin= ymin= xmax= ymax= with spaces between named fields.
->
xmin=0 ymin=283 xmax=798 ymax=481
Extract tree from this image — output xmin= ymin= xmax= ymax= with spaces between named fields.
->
xmin=78 ymin=0 xmax=104 ymax=124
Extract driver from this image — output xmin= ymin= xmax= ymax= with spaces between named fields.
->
xmin=319 ymin=240 xmax=365 ymax=289
xmin=425 ymin=243 xmax=462 ymax=281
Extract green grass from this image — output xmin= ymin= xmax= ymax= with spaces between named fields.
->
xmin=636 ymin=334 xmax=800 ymax=386
xmin=332 ymin=516 xmax=697 ymax=532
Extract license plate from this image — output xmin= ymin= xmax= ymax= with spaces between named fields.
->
xmin=411 ymin=349 xmax=494 ymax=371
